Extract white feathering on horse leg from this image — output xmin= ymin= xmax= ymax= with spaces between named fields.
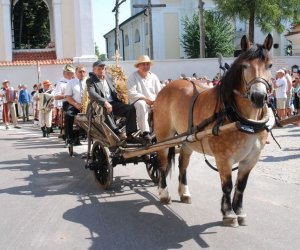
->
xmin=178 ymin=184 xmax=192 ymax=204
xmin=158 ymin=187 xmax=171 ymax=204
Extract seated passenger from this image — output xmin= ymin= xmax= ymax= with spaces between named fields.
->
xmin=127 ymin=55 xmax=162 ymax=143
xmin=86 ymin=60 xmax=138 ymax=142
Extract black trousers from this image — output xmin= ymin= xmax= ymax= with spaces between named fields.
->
xmin=65 ymin=104 xmax=80 ymax=143
xmin=106 ymin=100 xmax=137 ymax=135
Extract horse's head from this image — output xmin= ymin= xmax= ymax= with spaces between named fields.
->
xmin=221 ymin=34 xmax=273 ymax=109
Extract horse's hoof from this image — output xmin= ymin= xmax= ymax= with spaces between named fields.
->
xmin=237 ymin=214 xmax=247 ymax=226
xmin=158 ymin=187 xmax=171 ymax=204
xmin=180 ymin=195 xmax=192 ymax=204
xmin=223 ymin=215 xmax=239 ymax=227
xmin=160 ymin=197 xmax=172 ymax=205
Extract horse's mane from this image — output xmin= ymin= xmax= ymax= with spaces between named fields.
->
xmin=218 ymin=43 xmax=271 ymax=107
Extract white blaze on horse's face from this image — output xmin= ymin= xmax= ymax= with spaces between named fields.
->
xmin=243 ymin=59 xmax=272 ymax=108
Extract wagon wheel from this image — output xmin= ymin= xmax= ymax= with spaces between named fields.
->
xmin=145 ymin=153 xmax=159 ymax=184
xmin=91 ymin=142 xmax=113 ymax=189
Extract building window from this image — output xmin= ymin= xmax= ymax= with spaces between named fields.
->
xmin=145 ymin=23 xmax=148 ymax=35
xmin=125 ymin=34 xmax=129 ymax=47
xmin=12 ymin=0 xmax=50 ymax=49
xmin=134 ymin=29 xmax=140 ymax=43
xmin=235 ymin=19 xmax=246 ymax=32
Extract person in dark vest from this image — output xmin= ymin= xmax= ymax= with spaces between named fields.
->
xmin=86 ymin=60 xmax=138 ymax=143
xmin=33 ymin=80 xmax=54 ymax=137
xmin=0 ymin=80 xmax=21 ymax=129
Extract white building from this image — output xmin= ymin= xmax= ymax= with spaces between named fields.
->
xmin=104 ymin=0 xmax=294 ymax=61
xmin=0 ymin=0 xmax=96 ymax=64
xmin=286 ymin=25 xmax=300 ymax=56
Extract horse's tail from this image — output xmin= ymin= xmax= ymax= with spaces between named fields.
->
xmin=167 ymin=146 xmax=176 ymax=175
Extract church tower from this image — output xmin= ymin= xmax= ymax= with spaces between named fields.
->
xmin=0 ymin=0 xmax=96 ymax=63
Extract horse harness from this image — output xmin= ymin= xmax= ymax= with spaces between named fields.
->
xmin=187 ymin=80 xmax=271 ymax=172
xmin=188 ymin=80 xmax=269 ymax=136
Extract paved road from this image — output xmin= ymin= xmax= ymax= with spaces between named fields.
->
xmin=0 ymin=122 xmax=299 ymax=250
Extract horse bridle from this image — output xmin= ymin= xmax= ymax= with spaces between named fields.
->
xmin=233 ymin=70 xmax=272 ymax=99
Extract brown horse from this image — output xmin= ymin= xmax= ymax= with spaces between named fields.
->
xmin=153 ymin=34 xmax=273 ymax=227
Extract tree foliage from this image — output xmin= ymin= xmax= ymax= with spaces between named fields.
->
xmin=181 ymin=11 xmax=235 ymax=58
xmin=213 ymin=0 xmax=300 ymax=42
xmin=13 ymin=0 xmax=50 ymax=49
xmin=95 ymin=43 xmax=101 ymax=58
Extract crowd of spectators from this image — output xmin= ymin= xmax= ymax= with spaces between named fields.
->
xmin=1 ymin=64 xmax=300 ymax=133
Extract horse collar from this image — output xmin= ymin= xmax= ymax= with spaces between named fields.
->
xmin=224 ymin=103 xmax=269 ymax=134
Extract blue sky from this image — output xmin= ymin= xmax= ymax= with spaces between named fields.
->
xmin=92 ymin=0 xmax=131 ymax=54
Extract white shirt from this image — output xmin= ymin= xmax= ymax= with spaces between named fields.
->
xmin=53 ymin=77 xmax=69 ymax=108
xmin=285 ymin=74 xmax=292 ymax=93
xmin=275 ymin=77 xmax=287 ymax=98
xmin=101 ymin=79 xmax=113 ymax=102
xmin=65 ymin=77 xmax=86 ymax=104
xmin=127 ymin=71 xmax=161 ymax=104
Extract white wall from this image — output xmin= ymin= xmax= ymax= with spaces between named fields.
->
xmin=1 ymin=56 xmax=299 ymax=90
xmin=118 ymin=56 xmax=300 ymax=81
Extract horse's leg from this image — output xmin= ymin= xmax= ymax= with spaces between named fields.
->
xmin=232 ymin=171 xmax=249 ymax=226
xmin=232 ymin=153 xmax=260 ymax=226
xmin=217 ymin=160 xmax=238 ymax=227
xmin=157 ymin=148 xmax=172 ymax=204
xmin=178 ymin=146 xmax=192 ymax=204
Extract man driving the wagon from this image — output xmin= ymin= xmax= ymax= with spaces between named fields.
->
xmin=86 ymin=60 xmax=139 ymax=143
xmin=127 ymin=55 xmax=162 ymax=144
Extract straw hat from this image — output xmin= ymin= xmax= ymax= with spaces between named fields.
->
xmin=134 ymin=55 xmax=153 ymax=68
xmin=2 ymin=79 xmax=9 ymax=85
xmin=276 ymin=69 xmax=285 ymax=74
xmin=63 ymin=64 xmax=75 ymax=73
xmin=42 ymin=80 xmax=51 ymax=86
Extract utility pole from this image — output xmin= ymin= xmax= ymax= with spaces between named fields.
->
xmin=112 ymin=0 xmax=127 ymax=65
xmin=133 ymin=0 xmax=166 ymax=59
xmin=198 ymin=0 xmax=205 ymax=58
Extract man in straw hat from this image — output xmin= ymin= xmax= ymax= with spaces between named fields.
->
xmin=87 ymin=60 xmax=138 ymax=142
xmin=53 ymin=64 xmax=75 ymax=134
xmin=64 ymin=65 xmax=87 ymax=147
xmin=0 ymin=80 xmax=21 ymax=129
xmin=127 ymin=55 xmax=162 ymax=143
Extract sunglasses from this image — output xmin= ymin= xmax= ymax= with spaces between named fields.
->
xmin=78 ymin=70 xmax=86 ymax=73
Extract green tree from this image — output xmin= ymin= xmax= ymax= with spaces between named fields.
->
xmin=181 ymin=14 xmax=200 ymax=58
xmin=99 ymin=54 xmax=107 ymax=61
xmin=95 ymin=44 xmax=107 ymax=61
xmin=181 ymin=11 xmax=235 ymax=58
xmin=213 ymin=0 xmax=300 ymax=43
xmin=95 ymin=43 xmax=101 ymax=58
xmin=13 ymin=0 xmax=50 ymax=49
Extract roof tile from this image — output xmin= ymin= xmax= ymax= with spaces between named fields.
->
xmin=0 ymin=50 xmax=73 ymax=67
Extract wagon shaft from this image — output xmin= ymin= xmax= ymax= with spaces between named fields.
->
xmin=121 ymin=122 xmax=240 ymax=159
xmin=278 ymin=114 xmax=300 ymax=127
